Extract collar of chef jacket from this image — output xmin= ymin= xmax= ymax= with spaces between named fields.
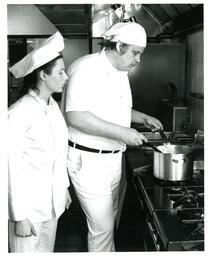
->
xmin=29 ymin=89 xmax=56 ymax=107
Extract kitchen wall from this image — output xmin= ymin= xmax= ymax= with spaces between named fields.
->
xmin=173 ymin=29 xmax=204 ymax=132
xmin=128 ymin=43 xmax=186 ymax=117
xmin=7 ymin=4 xmax=57 ymax=35
xmin=63 ymin=39 xmax=89 ymax=70
xmin=185 ymin=30 xmax=204 ymax=131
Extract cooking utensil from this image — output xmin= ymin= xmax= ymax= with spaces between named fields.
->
xmin=153 ymin=144 xmax=193 ymax=181
xmin=143 ymin=142 xmax=163 ymax=153
xmin=157 ymin=129 xmax=170 ymax=144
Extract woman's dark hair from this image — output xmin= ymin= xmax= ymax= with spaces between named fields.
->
xmin=20 ymin=54 xmax=63 ymax=97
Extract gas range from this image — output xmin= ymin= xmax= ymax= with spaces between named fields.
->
xmin=125 ymin=130 xmax=204 ymax=251
xmin=134 ymin=167 xmax=204 ymax=251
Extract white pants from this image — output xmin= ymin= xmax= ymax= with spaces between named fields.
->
xmin=8 ymin=217 xmax=58 ymax=252
xmin=67 ymin=147 xmax=122 ymax=252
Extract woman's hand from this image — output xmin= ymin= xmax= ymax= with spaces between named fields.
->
xmin=15 ymin=219 xmax=36 ymax=237
xmin=65 ymin=188 xmax=72 ymax=210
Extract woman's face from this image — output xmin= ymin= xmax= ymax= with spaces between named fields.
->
xmin=44 ymin=58 xmax=68 ymax=94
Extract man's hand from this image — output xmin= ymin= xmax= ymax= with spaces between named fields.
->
xmin=131 ymin=109 xmax=163 ymax=132
xmin=65 ymin=189 xmax=72 ymax=210
xmin=143 ymin=115 xmax=163 ymax=132
xmin=15 ymin=219 xmax=36 ymax=237
xmin=120 ymin=128 xmax=148 ymax=146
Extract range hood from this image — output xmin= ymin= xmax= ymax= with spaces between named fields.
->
xmin=92 ymin=4 xmax=162 ymax=38
xmin=92 ymin=4 xmax=203 ymax=39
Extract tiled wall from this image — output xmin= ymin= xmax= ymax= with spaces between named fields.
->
xmin=186 ymin=30 xmax=204 ymax=131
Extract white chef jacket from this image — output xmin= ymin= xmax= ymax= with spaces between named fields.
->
xmin=64 ymin=48 xmax=132 ymax=151
xmin=8 ymin=89 xmax=70 ymax=223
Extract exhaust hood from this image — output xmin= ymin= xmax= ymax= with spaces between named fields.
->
xmin=92 ymin=4 xmax=203 ymax=38
xmin=92 ymin=4 xmax=163 ymax=38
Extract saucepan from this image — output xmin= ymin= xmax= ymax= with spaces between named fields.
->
xmin=153 ymin=144 xmax=193 ymax=181
xmin=142 ymin=129 xmax=202 ymax=181
xmin=146 ymin=128 xmax=193 ymax=181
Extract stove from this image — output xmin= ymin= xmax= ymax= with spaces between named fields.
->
xmin=133 ymin=161 xmax=204 ymax=251
xmin=125 ymin=130 xmax=204 ymax=251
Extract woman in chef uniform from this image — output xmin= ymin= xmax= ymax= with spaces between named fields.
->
xmin=8 ymin=32 xmax=71 ymax=252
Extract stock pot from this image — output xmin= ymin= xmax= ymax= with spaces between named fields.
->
xmin=153 ymin=144 xmax=193 ymax=181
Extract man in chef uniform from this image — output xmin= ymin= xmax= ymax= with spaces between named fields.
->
xmin=62 ymin=22 xmax=163 ymax=251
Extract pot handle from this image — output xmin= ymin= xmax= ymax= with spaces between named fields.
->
xmin=172 ymin=158 xmax=186 ymax=163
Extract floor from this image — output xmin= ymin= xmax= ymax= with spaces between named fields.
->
xmin=55 ymin=179 xmax=154 ymax=252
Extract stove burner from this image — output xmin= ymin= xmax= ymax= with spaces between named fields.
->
xmin=177 ymin=209 xmax=204 ymax=220
xmin=177 ymin=209 xmax=204 ymax=236
xmin=183 ymin=222 xmax=205 ymax=236
xmin=191 ymin=223 xmax=204 ymax=235
xmin=164 ymin=187 xmax=187 ymax=201
xmin=164 ymin=187 xmax=184 ymax=194
xmin=163 ymin=187 xmax=204 ymax=209
xmin=154 ymin=178 xmax=190 ymax=187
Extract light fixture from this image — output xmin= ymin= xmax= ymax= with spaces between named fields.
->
xmin=111 ymin=4 xmax=136 ymax=23
xmin=111 ymin=4 xmax=122 ymax=11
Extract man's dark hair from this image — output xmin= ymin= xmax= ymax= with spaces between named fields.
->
xmin=99 ymin=40 xmax=117 ymax=50
xmin=99 ymin=39 xmax=129 ymax=52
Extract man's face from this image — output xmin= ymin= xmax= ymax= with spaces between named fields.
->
xmin=118 ymin=44 xmax=145 ymax=71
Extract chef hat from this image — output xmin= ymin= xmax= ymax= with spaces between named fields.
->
xmin=9 ymin=31 xmax=64 ymax=78
xmin=103 ymin=22 xmax=147 ymax=48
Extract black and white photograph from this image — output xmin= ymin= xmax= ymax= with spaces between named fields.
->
xmin=0 ymin=1 xmax=207 ymax=254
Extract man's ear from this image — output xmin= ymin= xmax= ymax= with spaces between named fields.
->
xmin=39 ymin=70 xmax=47 ymax=81
xmin=116 ymin=42 xmax=123 ymax=54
